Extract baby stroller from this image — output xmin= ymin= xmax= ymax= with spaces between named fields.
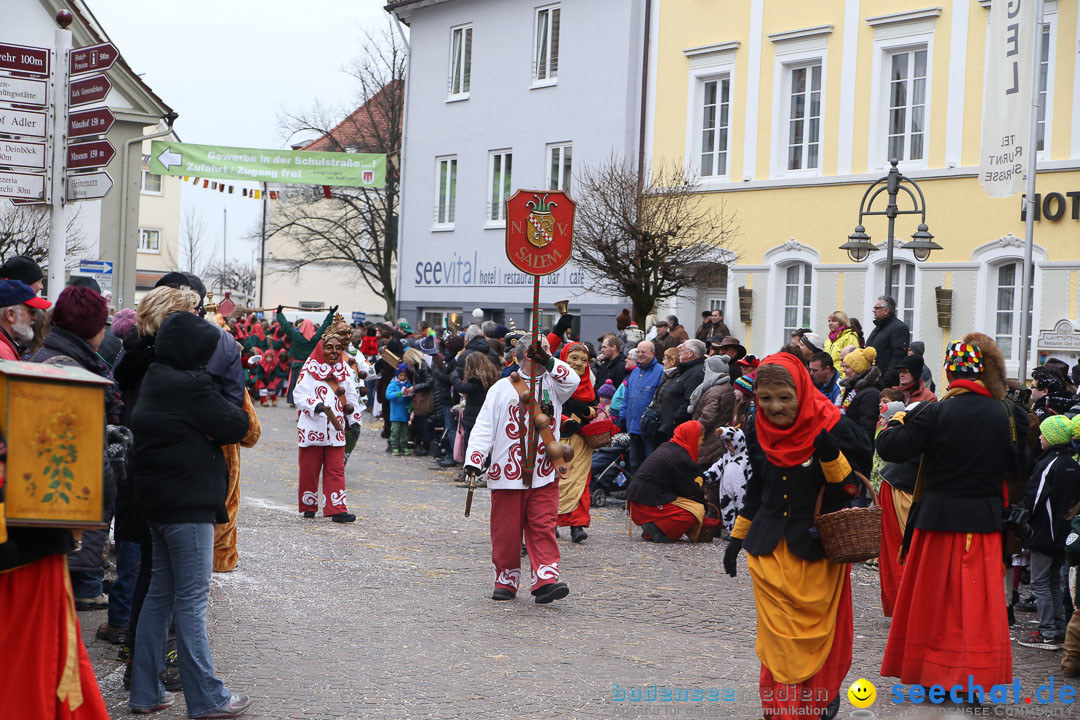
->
xmin=590 ymin=432 xmax=631 ymax=508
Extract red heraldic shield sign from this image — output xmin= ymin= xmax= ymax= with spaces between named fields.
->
xmin=505 ymin=190 xmax=575 ymax=276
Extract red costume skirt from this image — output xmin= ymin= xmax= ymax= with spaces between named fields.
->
xmin=629 ymin=501 xmax=697 ymax=541
xmin=881 ymin=529 xmax=1011 ymax=687
xmin=879 ymin=480 xmax=904 ymax=618
xmin=557 ymin=484 xmax=590 ymax=527
xmin=0 ymin=554 xmax=109 ymax=719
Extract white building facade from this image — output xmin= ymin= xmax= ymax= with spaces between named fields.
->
xmin=389 ymin=0 xmax=646 ymax=339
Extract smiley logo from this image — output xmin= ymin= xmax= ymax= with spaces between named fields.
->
xmin=847 ymin=678 xmax=876 ymax=708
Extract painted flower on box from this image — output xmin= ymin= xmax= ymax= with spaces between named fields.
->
xmin=32 ymin=410 xmax=80 ymax=504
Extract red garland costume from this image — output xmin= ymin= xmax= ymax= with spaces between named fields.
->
xmin=293 ymin=337 xmax=362 ymax=517
xmin=464 ymin=354 xmax=580 ymax=598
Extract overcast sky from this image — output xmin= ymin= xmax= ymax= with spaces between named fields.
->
xmin=90 ymin=0 xmax=394 ymax=266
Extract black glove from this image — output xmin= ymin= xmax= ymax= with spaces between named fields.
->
xmin=464 ymin=464 xmax=483 ymax=478
xmin=348 ymin=422 xmax=361 ymax=435
xmin=276 ymin=305 xmax=283 ymax=315
xmin=314 ymin=402 xmax=326 ymax=414
xmin=723 ymin=537 xmax=742 ymax=577
xmin=526 ymin=341 xmax=552 ymax=369
xmin=329 ymin=305 xmax=339 ymax=315
xmin=813 ymin=428 xmax=840 ymax=462
xmin=106 ymin=425 xmax=133 ymax=451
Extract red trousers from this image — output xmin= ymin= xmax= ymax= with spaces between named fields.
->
xmin=0 ymin=554 xmax=109 ymax=719
xmin=629 ymin=501 xmax=698 ymax=541
xmin=490 ymin=482 xmax=561 ymax=594
xmin=557 ymin=483 xmax=591 ymax=527
xmin=298 ymin=445 xmax=347 ymax=516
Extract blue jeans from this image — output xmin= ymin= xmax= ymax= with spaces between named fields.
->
xmin=108 ymin=540 xmax=141 ymax=628
xmin=131 ymin=522 xmax=230 ymax=717
xmin=628 ymin=433 xmax=657 ymax=474
xmin=70 ymin=566 xmax=103 ymax=599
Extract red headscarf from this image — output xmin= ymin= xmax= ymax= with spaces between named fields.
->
xmin=671 ymin=420 xmax=702 ymax=464
xmin=559 ymin=342 xmax=595 ymax=402
xmin=260 ymin=348 xmax=278 ymax=375
xmin=299 ymin=319 xmax=317 ymax=341
xmin=302 ymin=339 xmax=350 ymax=382
xmin=754 ymin=352 xmax=841 ymax=467
xmin=251 ymin=322 xmax=265 ymax=342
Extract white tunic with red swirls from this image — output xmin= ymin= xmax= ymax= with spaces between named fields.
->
xmin=464 ymin=358 xmax=581 ymax=490
xmin=293 ymin=356 xmax=362 ymax=447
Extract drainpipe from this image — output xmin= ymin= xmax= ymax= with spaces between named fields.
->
xmin=636 ymin=0 xmax=652 ymax=193
xmin=118 ymin=111 xmax=177 ymax=308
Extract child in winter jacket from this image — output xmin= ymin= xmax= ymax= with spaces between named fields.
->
xmin=1018 ymin=414 xmax=1080 ymax=651
xmin=385 ymin=363 xmax=413 ymax=455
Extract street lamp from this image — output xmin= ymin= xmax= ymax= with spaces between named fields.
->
xmin=840 ymin=158 xmax=937 ymax=296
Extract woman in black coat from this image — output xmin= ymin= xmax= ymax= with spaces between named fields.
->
xmin=627 ymin=420 xmax=707 ymax=542
xmin=129 ymin=311 xmax=252 ymax=718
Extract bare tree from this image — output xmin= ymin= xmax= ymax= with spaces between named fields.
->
xmin=269 ymin=19 xmax=404 ymax=320
xmin=0 ymin=203 xmax=90 ymax=269
xmin=205 ymin=260 xmax=257 ymax=301
xmin=165 ymin=208 xmax=210 ymax=276
xmin=573 ymin=156 xmax=740 ymax=326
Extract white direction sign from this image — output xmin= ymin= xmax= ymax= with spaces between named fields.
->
xmin=66 ymin=171 xmax=113 ymax=201
xmin=0 ymin=169 xmax=46 ymax=201
xmin=0 ymin=139 xmax=46 ymax=170
xmin=0 ymin=106 xmax=47 ymax=138
xmin=0 ymin=75 xmax=46 ymax=106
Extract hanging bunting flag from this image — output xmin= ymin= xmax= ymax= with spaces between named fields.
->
xmin=228 ymin=186 xmax=234 ymax=194
xmin=322 ymin=185 xmax=332 ymax=199
xmin=203 ymin=180 xmax=208 ymax=188
xmin=183 ymin=176 xmax=189 ymax=181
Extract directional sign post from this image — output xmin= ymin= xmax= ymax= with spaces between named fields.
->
xmin=68 ymin=74 xmax=110 ymax=107
xmin=67 ymin=139 xmax=115 ymax=170
xmin=66 ymin=171 xmax=112 ymax=201
xmin=69 ymin=43 xmax=117 ymax=75
xmin=68 ymin=106 xmax=114 ymax=138
xmin=0 ymin=139 xmax=47 ymax=170
xmin=46 ymin=22 xmax=72 ymax=303
xmin=0 ymin=42 xmax=50 ymax=76
xmin=76 ymin=260 xmax=113 ymax=291
xmin=0 ymin=75 xmax=47 ymax=106
xmin=0 ymin=107 xmax=47 ymax=138
xmin=0 ymin=169 xmax=47 ymax=201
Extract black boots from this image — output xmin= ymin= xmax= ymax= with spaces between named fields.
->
xmin=330 ymin=512 xmax=356 ymax=523
xmin=571 ymin=526 xmax=588 ymax=543
xmin=492 ymin=588 xmax=514 ymax=601
xmin=533 ymin=582 xmax=570 ymax=604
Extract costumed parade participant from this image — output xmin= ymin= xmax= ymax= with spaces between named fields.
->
xmin=293 ymin=326 xmax=362 ymax=523
xmin=703 ymin=426 xmax=751 ymax=535
xmin=464 ymin=337 xmax=580 ymax=603
xmin=876 ymin=333 xmax=1028 ymax=690
xmin=255 ymin=348 xmax=285 ymax=407
xmin=626 ymin=421 xmax=708 ymax=543
xmin=275 ymin=305 xmax=335 ymax=407
xmin=555 ymin=342 xmax=599 ymax=543
xmin=724 ymin=352 xmax=871 ymax=719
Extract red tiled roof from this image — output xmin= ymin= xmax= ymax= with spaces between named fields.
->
xmin=298 ymin=80 xmax=403 ymax=154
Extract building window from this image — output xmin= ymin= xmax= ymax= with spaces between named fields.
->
xmin=435 ymin=156 xmax=457 ymax=227
xmin=993 ymin=261 xmax=1034 ymax=362
xmin=887 ymin=261 xmax=916 ymax=330
xmin=782 ymin=262 xmax=812 ymax=346
xmin=141 ymin=170 xmax=162 ymax=195
xmin=1036 ymin=23 xmax=1050 ymax=153
xmin=487 ymin=150 xmax=512 ymax=224
xmin=786 ymin=64 xmax=822 ymax=171
xmin=138 ymin=228 xmax=160 ymax=253
xmin=534 ymin=5 xmax=560 ymax=84
xmin=547 ymin=143 xmax=571 ymax=192
xmin=700 ymin=76 xmax=731 ymax=177
xmin=886 ymin=47 xmax=927 ymax=163
xmin=448 ymin=25 xmax=472 ymax=99
xmin=422 ymin=309 xmax=463 ymax=331
xmin=530 ymin=308 xmax=565 ymax=333
xmin=298 ymin=301 xmax=324 ymax=309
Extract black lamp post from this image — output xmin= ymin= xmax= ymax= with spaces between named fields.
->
xmin=841 ymin=159 xmax=941 ymax=296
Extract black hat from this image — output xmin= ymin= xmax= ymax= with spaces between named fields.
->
xmin=155 ymin=271 xmax=206 ymax=300
xmin=0 ymin=255 xmax=43 ymax=286
xmin=68 ymin=275 xmax=101 ymax=293
xmin=896 ymin=353 xmax=925 ymax=378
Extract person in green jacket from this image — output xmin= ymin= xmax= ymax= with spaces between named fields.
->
xmin=276 ymin=305 xmax=336 ymax=407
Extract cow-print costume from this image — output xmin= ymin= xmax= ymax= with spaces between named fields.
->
xmin=702 ymin=427 xmax=751 ymax=533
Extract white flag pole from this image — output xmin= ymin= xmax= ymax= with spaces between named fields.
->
xmin=1017 ymin=0 xmax=1044 ymax=382
xmin=47 ymin=16 xmax=72 ymax=302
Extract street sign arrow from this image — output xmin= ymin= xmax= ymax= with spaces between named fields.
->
xmin=0 ymin=168 xmax=46 ymax=201
xmin=0 ymin=75 xmax=47 ymax=107
xmin=0 ymin=106 xmax=47 ymax=138
xmin=0 ymin=138 xmax=47 ymax=170
xmin=156 ymin=145 xmax=183 ymax=171
xmin=0 ymin=42 xmax=49 ymax=76
xmin=69 ymin=74 xmax=111 ymax=107
xmin=67 ymin=139 xmax=116 ymax=170
xmin=10 ymin=197 xmax=46 ymax=205
xmin=68 ymin=107 xmax=115 ymax=138
xmin=66 ymin=171 xmax=113 ymax=201
xmin=70 ymin=43 xmax=118 ymax=75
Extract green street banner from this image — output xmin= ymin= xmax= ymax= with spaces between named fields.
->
xmin=148 ymin=140 xmax=385 ymax=188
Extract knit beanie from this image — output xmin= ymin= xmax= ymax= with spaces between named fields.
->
xmin=0 ymin=254 xmax=43 ymax=286
xmin=843 ymin=346 xmax=877 ymax=375
xmin=598 ymin=379 xmax=617 ymax=399
xmin=734 ymin=373 xmax=755 ymax=397
xmin=111 ymin=308 xmax=137 ymax=338
xmin=1040 ymin=414 xmax=1080 ymax=447
xmin=881 ymin=401 xmax=906 ymax=423
xmin=396 ymin=362 xmax=409 ymax=375
xmin=896 ymin=352 xmax=925 ymax=378
xmin=51 ymin=285 xmax=108 ymax=339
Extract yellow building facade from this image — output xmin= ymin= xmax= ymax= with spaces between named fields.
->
xmin=649 ymin=0 xmax=1080 ymax=378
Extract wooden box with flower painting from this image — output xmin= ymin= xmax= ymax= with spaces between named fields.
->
xmin=0 ymin=359 xmax=109 ymax=529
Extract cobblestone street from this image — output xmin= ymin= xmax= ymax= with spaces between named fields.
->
xmin=83 ymin=406 xmax=1065 ymax=719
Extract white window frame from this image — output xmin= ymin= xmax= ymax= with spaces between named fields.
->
xmin=138 ymin=227 xmax=161 ymax=254
xmin=447 ymin=24 xmax=473 ymax=101
xmin=532 ymin=4 xmax=560 ymax=87
xmin=863 ymin=251 xmax=920 ymax=337
xmin=866 ymin=19 xmax=936 ymax=173
xmin=141 ymin=169 xmax=162 ymax=196
xmin=433 ymin=155 xmax=457 ymax=230
xmin=684 ymin=47 xmax=737 ymax=188
xmin=763 ymin=241 xmax=820 ymax=349
xmin=486 ymin=149 xmax=512 ymax=227
xmin=769 ymin=34 xmax=828 ymax=179
xmin=546 ymin=142 xmax=572 ymax=192
xmin=971 ymin=235 xmax=1046 ymax=376
xmin=1035 ymin=14 xmax=1057 ymax=160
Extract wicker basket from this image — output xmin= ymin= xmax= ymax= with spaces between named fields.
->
xmin=813 ymin=471 xmax=881 ymax=564
xmin=694 ymin=503 xmax=723 ymax=543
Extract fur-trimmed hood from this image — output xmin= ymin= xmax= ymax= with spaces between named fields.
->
xmin=841 ymin=364 xmax=881 ymax=392
xmin=962 ymin=331 xmax=1005 ymax=400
